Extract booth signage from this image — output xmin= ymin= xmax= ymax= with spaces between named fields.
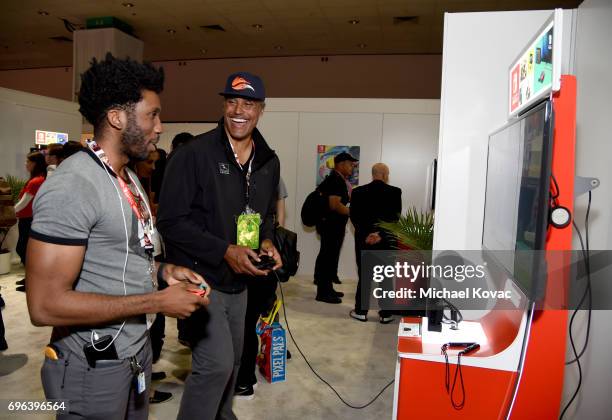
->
xmin=35 ymin=130 xmax=68 ymax=145
xmin=509 ymin=9 xmax=563 ymax=116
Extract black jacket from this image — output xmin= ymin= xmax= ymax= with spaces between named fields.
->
xmin=350 ymin=180 xmax=402 ymax=248
xmin=157 ymin=119 xmax=280 ymax=293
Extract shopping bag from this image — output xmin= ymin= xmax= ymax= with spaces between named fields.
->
xmin=257 ymin=321 xmax=286 ymax=383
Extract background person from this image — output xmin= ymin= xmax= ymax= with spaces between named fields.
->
xmin=349 ymin=163 xmax=402 ymax=324
xmin=150 ymin=148 xmax=167 ymax=205
xmin=313 ymin=152 xmax=358 ymax=304
xmin=167 ymin=132 xmax=194 ymax=161
xmin=14 ymin=151 xmax=47 ymax=292
xmin=61 ymin=140 xmax=85 ymax=161
xmin=44 ymin=143 xmax=63 ymax=177
xmin=134 ymin=151 xmax=171 ymax=404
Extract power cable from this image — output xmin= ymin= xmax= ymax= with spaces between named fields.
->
xmin=275 ymin=274 xmax=395 ymax=410
xmin=559 ymin=190 xmax=592 ymax=419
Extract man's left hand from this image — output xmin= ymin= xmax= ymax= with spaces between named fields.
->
xmin=260 ymin=239 xmax=283 ymax=271
xmin=162 ymin=264 xmax=211 ymax=298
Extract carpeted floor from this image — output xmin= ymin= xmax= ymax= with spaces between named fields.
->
xmin=0 ymin=264 xmax=398 ymax=420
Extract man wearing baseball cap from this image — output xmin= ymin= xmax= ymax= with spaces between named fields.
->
xmin=314 ymin=151 xmax=358 ymax=303
xmin=157 ymin=71 xmax=281 ymax=419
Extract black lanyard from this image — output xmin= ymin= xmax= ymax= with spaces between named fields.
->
xmin=229 ymin=140 xmax=255 ymax=208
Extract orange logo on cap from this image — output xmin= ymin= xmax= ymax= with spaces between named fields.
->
xmin=231 ymin=76 xmax=255 ymax=92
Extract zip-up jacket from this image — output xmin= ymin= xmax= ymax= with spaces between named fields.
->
xmin=157 ymin=119 xmax=280 ymax=293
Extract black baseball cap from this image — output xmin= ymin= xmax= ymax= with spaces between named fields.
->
xmin=334 ymin=152 xmax=359 ymax=164
xmin=219 ymin=71 xmax=265 ymax=101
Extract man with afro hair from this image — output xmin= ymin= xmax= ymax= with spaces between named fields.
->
xmin=26 ymin=53 xmax=209 ymax=420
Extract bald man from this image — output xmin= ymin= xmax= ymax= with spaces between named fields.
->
xmin=349 ymin=163 xmax=402 ymax=323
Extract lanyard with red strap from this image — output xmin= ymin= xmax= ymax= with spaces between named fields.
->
xmin=115 ymin=174 xmax=155 ymax=253
xmin=87 ymin=140 xmax=155 ymax=256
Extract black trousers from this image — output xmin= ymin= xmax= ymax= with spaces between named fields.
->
xmin=16 ymin=217 xmax=32 ymax=265
xmin=0 ymin=303 xmax=6 ymax=349
xmin=354 ymin=237 xmax=391 ymax=317
xmin=236 ymin=277 xmax=278 ymax=387
xmin=314 ymin=220 xmax=346 ymax=295
xmin=150 ymin=313 xmax=165 ymax=364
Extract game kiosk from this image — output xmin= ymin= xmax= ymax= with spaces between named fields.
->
xmin=393 ymin=10 xmax=580 ymax=419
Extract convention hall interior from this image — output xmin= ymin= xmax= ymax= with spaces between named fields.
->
xmin=1 ymin=0 xmax=611 ymax=419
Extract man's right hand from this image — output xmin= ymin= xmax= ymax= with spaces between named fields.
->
xmin=365 ymin=232 xmax=382 ymax=245
xmin=224 ymin=244 xmax=269 ymax=276
xmin=156 ymin=282 xmax=209 ymax=319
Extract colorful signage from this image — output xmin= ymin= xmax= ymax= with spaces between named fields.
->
xmin=316 ymin=145 xmax=360 ymax=187
xmin=35 ymin=130 xmax=68 ymax=145
xmin=509 ymin=10 xmax=563 ymax=116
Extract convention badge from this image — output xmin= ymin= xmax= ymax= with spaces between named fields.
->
xmin=237 ymin=212 xmax=261 ymax=249
xmin=137 ymin=371 xmax=146 ymax=394
xmin=149 ymin=226 xmax=162 ymax=258
xmin=146 ymin=313 xmax=155 ymax=330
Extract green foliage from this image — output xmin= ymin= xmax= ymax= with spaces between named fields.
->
xmin=377 ymin=207 xmax=434 ymax=250
xmin=5 ymin=174 xmax=27 ymax=204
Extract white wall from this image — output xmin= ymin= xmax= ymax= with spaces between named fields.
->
xmin=157 ymin=122 xmax=217 ymax=153
xmin=562 ymin=0 xmax=612 ymax=418
xmin=0 ymin=87 xmax=82 ymax=259
xmin=0 ymin=87 xmax=82 ymax=180
xmin=260 ymin=98 xmax=440 ymax=278
xmin=434 ymin=10 xmax=557 ymax=251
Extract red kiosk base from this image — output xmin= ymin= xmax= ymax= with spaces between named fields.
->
xmin=393 ymin=75 xmax=576 ymax=419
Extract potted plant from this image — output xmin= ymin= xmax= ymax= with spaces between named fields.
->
xmin=5 ymin=175 xmax=27 ymax=205
xmin=377 ymin=206 xmax=434 ymax=251
xmin=377 ymin=207 xmax=434 ymax=316
xmin=0 ymin=176 xmax=19 ymax=275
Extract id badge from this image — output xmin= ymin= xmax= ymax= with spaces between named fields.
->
xmin=237 ymin=212 xmax=261 ymax=249
xmin=146 ymin=313 xmax=155 ymax=330
xmin=137 ymin=372 xmax=146 ymax=394
xmin=150 ymin=226 xmax=162 ymax=258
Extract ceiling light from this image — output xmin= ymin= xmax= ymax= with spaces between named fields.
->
xmin=348 ymin=18 xmax=360 ymax=25
xmin=393 ymin=16 xmax=419 ymax=25
xmin=38 ymin=11 xmax=49 ymax=16
xmin=122 ymin=2 xmax=134 ymax=7
xmin=167 ymin=29 xmax=176 ymax=34
xmin=252 ymin=24 xmax=263 ymax=30
xmin=357 ymin=43 xmax=367 ymax=49
xmin=200 ymin=24 xmax=225 ymax=32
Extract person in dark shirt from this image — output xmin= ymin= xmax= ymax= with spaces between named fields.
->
xmin=150 ymin=148 xmax=166 ymax=205
xmin=314 ymin=152 xmax=358 ymax=303
xmin=168 ymin=132 xmax=194 ymax=160
xmin=157 ymin=71 xmax=282 ymax=420
xmin=349 ymin=163 xmax=402 ymax=323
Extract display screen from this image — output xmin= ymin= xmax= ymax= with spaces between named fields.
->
xmin=482 ymin=100 xmax=553 ymax=299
